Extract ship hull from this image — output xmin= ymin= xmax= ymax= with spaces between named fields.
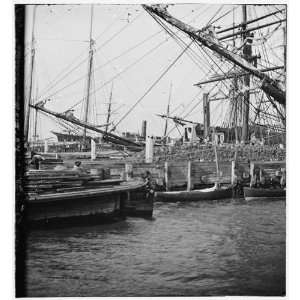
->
xmin=243 ymin=187 xmax=286 ymax=201
xmin=26 ymin=181 xmax=148 ymax=228
xmin=155 ymin=186 xmax=232 ymax=202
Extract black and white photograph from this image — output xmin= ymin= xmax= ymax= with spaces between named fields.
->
xmin=14 ymin=1 xmax=288 ymax=297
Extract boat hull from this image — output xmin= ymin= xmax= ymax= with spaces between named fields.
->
xmin=243 ymin=187 xmax=286 ymax=201
xmin=155 ymin=187 xmax=232 ymax=202
xmin=26 ymin=181 xmax=148 ymax=227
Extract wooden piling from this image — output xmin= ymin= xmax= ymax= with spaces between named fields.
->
xmin=125 ymin=163 xmax=133 ymax=181
xmin=231 ymin=160 xmax=236 ymax=185
xmin=91 ymin=139 xmax=96 ymax=160
xmin=187 ymin=160 xmax=193 ymax=191
xmin=164 ymin=161 xmax=169 ymax=191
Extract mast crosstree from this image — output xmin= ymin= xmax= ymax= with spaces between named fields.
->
xmin=143 ymin=4 xmax=286 ymax=107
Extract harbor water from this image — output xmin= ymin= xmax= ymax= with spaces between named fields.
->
xmin=25 ymin=199 xmax=285 ymax=297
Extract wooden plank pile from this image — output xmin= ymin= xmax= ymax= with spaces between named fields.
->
xmin=25 ymin=169 xmax=122 ymax=195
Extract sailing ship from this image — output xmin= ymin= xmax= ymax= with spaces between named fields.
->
xmin=26 ymin=4 xmax=286 ymax=152
xmin=22 ymin=5 xmax=155 ymax=227
xmin=23 ymin=4 xmax=286 ymax=204
xmin=144 ymin=4 xmax=286 ymax=148
xmin=24 ymin=5 xmax=145 ymax=154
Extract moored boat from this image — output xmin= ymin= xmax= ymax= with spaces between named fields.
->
xmin=155 ymin=185 xmax=232 ymax=202
xmin=26 ymin=180 xmax=148 ymax=228
xmin=243 ymin=187 xmax=286 ymax=201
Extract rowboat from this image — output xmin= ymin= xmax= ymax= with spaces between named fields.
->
xmin=243 ymin=187 xmax=286 ymax=201
xmin=155 ymin=185 xmax=232 ymax=202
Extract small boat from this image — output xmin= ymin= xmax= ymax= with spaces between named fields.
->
xmin=155 ymin=184 xmax=232 ymax=202
xmin=243 ymin=187 xmax=286 ymax=201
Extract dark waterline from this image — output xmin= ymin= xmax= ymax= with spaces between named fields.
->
xmin=25 ymin=199 xmax=285 ymax=297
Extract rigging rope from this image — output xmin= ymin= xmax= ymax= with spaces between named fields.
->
xmin=63 ymin=37 xmax=172 ymax=111
xmin=150 ymin=13 xmax=214 ymax=74
xmin=206 ymin=5 xmax=224 ymax=26
xmin=112 ymin=41 xmax=193 ymax=130
xmin=38 ymin=10 xmax=142 ymax=101
xmin=209 ymin=5 xmax=239 ymax=26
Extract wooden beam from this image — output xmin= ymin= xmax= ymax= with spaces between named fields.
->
xmin=219 ymin=19 xmax=286 ymax=41
xmin=143 ymin=5 xmax=286 ymax=106
xmin=216 ymin=8 xmax=285 ymax=34
xmin=195 ymin=66 xmax=284 ymax=86
xmin=30 ymin=104 xmax=143 ymax=148
xmin=187 ymin=160 xmax=193 ymax=191
xmin=164 ymin=161 xmax=169 ymax=191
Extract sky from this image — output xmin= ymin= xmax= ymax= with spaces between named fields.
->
xmin=24 ymin=3 xmax=285 ymax=141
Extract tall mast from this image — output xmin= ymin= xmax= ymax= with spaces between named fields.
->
xmin=106 ymin=82 xmax=113 ymax=133
xmin=33 ymin=86 xmax=39 ymax=145
xmin=83 ymin=4 xmax=94 ymax=148
xmin=143 ymin=4 xmax=286 ymax=106
xmin=163 ymin=82 xmax=172 ymax=139
xmin=283 ymin=7 xmax=287 ymax=75
xmin=24 ymin=5 xmax=37 ymax=144
xmin=231 ymin=7 xmax=239 ymax=144
xmin=241 ymin=4 xmax=252 ymax=143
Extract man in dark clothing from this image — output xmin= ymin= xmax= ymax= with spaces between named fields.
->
xmin=30 ymin=151 xmax=45 ymax=170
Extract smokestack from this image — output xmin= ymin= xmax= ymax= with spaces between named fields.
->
xmin=142 ymin=120 xmax=147 ymax=139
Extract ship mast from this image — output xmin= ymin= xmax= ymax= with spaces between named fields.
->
xmin=241 ymin=4 xmax=251 ymax=143
xmin=163 ymin=82 xmax=172 ymax=141
xmin=232 ymin=9 xmax=239 ymax=144
xmin=33 ymin=86 xmax=39 ymax=146
xmin=24 ymin=5 xmax=37 ymax=144
xmin=105 ymin=82 xmax=113 ymax=133
xmin=82 ymin=5 xmax=94 ymax=149
xmin=143 ymin=4 xmax=286 ymax=106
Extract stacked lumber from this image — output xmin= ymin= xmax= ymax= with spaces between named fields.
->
xmin=25 ymin=169 xmax=122 ymax=195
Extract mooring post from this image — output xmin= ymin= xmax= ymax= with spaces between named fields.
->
xmin=249 ymin=161 xmax=255 ymax=179
xmin=91 ymin=139 xmax=96 ymax=160
xmin=145 ymin=136 xmax=154 ymax=163
xmin=231 ymin=160 xmax=236 ymax=185
xmin=44 ymin=140 xmax=48 ymax=153
xmin=125 ymin=163 xmax=133 ymax=181
xmin=164 ymin=161 xmax=169 ymax=191
xmin=187 ymin=160 xmax=193 ymax=191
